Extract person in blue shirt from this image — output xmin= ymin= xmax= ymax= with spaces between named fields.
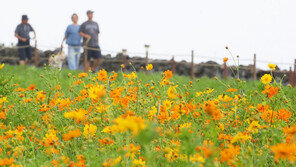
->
xmin=61 ymin=13 xmax=82 ymax=70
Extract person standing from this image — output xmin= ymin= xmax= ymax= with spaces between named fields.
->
xmin=61 ymin=13 xmax=82 ymax=70
xmin=79 ymin=10 xmax=102 ymax=72
xmin=14 ymin=15 xmax=36 ymax=65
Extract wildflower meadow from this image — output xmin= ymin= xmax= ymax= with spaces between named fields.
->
xmin=0 ymin=62 xmax=296 ymax=167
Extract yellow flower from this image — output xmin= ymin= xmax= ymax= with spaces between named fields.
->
xmin=167 ymin=86 xmax=178 ymax=99
xmin=147 ymin=106 xmax=157 ymax=120
xmin=196 ymin=91 xmax=204 ymax=97
xmin=43 ymin=129 xmax=59 ymax=147
xmin=146 ymin=64 xmax=153 ymax=71
xmin=64 ymin=109 xmax=87 ymax=123
xmin=102 ymin=156 xmax=122 ymax=166
xmin=231 ymin=132 xmax=252 ymax=143
xmin=83 ymin=124 xmax=97 ymax=139
xmin=190 ymin=153 xmax=205 ymax=163
xmin=179 ymin=122 xmax=192 ymax=129
xmin=247 ymin=121 xmax=262 ymax=133
xmin=132 ymin=158 xmax=146 ymax=166
xmin=260 ymin=74 xmax=272 ymax=84
xmin=123 ymin=72 xmax=137 ymax=79
xmin=102 ymin=126 xmax=112 ymax=134
xmin=108 ymin=116 xmax=146 ymax=136
xmin=0 ymin=64 xmax=5 ymax=69
xmin=87 ymin=84 xmax=106 ymax=101
xmin=268 ymin=63 xmax=276 ymax=70
xmin=163 ymin=100 xmax=172 ymax=110
xmin=0 ymin=97 xmax=8 ymax=104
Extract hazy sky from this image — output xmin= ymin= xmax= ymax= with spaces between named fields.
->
xmin=1 ymin=0 xmax=296 ymax=70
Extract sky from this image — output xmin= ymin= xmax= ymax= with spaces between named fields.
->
xmin=1 ymin=0 xmax=296 ymax=70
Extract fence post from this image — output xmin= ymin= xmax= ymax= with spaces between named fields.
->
xmin=223 ymin=62 xmax=228 ymax=80
xmin=294 ymin=59 xmax=296 ymax=87
xmin=145 ymin=45 xmax=150 ymax=74
xmin=191 ymin=50 xmax=194 ymax=80
xmin=289 ymin=67 xmax=293 ymax=86
xmin=171 ymin=56 xmax=176 ymax=74
xmin=34 ymin=40 xmax=39 ymax=67
xmin=83 ymin=47 xmax=88 ymax=72
xmin=122 ymin=49 xmax=127 ymax=72
xmin=253 ymin=54 xmax=257 ymax=80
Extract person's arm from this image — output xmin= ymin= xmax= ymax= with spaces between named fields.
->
xmin=29 ymin=24 xmax=36 ymax=39
xmin=97 ymin=23 xmax=100 ymax=34
xmin=61 ymin=26 xmax=69 ymax=48
xmin=78 ymin=23 xmax=91 ymax=40
xmin=14 ymin=33 xmax=26 ymax=42
xmin=79 ymin=32 xmax=91 ymax=39
xmin=32 ymin=31 xmax=36 ymax=40
xmin=61 ymin=36 xmax=66 ymax=48
xmin=15 ymin=25 xmax=26 ymax=42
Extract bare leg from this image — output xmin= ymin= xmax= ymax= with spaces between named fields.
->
xmin=25 ymin=59 xmax=30 ymax=65
xmin=20 ymin=60 xmax=25 ymax=65
xmin=85 ymin=60 xmax=91 ymax=72
xmin=92 ymin=58 xmax=101 ymax=72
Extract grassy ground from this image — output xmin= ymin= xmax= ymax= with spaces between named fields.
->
xmin=0 ymin=64 xmax=296 ymax=166
xmin=4 ymin=65 xmax=296 ymax=98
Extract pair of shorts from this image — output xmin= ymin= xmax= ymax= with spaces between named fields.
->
xmin=18 ymin=41 xmax=32 ymax=61
xmin=86 ymin=46 xmax=102 ymax=61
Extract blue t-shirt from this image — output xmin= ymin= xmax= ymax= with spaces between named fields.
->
xmin=65 ymin=24 xmax=82 ymax=46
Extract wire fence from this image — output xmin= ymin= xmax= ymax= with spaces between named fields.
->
xmin=1 ymin=42 xmax=295 ymax=74
xmin=1 ymin=42 xmax=295 ymax=67
xmin=1 ymin=41 xmax=296 ymax=86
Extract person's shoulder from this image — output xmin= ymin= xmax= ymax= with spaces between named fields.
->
xmin=67 ymin=24 xmax=75 ymax=29
xmin=16 ymin=23 xmax=22 ymax=27
xmin=81 ymin=21 xmax=88 ymax=26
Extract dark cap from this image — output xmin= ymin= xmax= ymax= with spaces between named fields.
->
xmin=22 ymin=15 xmax=28 ymax=20
xmin=86 ymin=10 xmax=94 ymax=14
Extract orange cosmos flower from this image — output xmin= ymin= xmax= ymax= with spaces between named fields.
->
xmin=223 ymin=57 xmax=229 ymax=63
xmin=110 ymin=72 xmax=118 ymax=82
xmin=163 ymin=70 xmax=173 ymax=79
xmin=262 ymin=85 xmax=278 ymax=98
xmin=203 ymin=100 xmax=218 ymax=115
xmin=63 ymin=129 xmax=81 ymax=141
xmin=226 ymin=88 xmax=237 ymax=92
xmin=97 ymin=69 xmax=108 ymax=82
xmin=271 ymin=143 xmax=296 ymax=161
xmin=26 ymin=84 xmax=36 ymax=91
xmin=0 ymin=158 xmax=14 ymax=166
xmin=278 ymin=109 xmax=292 ymax=123
xmin=220 ymin=144 xmax=240 ymax=165
xmin=78 ymin=73 xmax=88 ymax=78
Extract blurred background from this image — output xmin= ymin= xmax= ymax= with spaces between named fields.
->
xmin=0 ymin=0 xmax=295 ymax=70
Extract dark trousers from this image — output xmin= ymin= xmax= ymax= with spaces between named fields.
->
xmin=18 ymin=40 xmax=32 ymax=61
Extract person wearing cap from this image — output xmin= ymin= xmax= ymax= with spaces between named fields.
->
xmin=61 ymin=13 xmax=82 ymax=70
xmin=14 ymin=15 xmax=36 ymax=65
xmin=79 ymin=10 xmax=102 ymax=72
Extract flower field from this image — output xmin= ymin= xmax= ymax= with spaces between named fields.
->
xmin=0 ymin=64 xmax=296 ymax=166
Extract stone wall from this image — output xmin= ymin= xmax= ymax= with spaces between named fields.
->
xmin=0 ymin=46 xmax=291 ymax=84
